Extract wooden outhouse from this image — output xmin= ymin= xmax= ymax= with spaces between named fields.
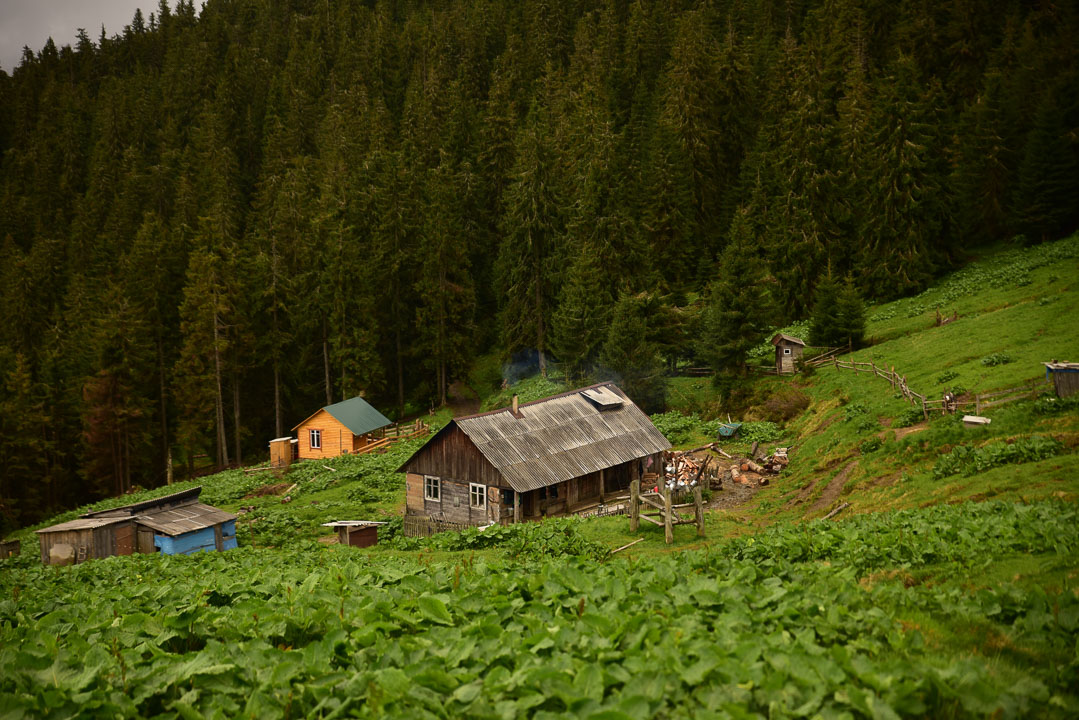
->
xmin=771 ymin=333 xmax=806 ymax=374
xmin=398 ymin=383 xmax=671 ymax=529
xmin=292 ymin=396 xmax=393 ymax=460
xmin=322 ymin=520 xmax=385 ymax=548
xmin=1 ymin=539 xmax=21 ymax=559
xmin=1044 ymin=362 xmax=1079 ymax=398
xmin=36 ymin=487 xmax=237 ymax=565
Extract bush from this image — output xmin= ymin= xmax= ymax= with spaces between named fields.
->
xmin=650 ymin=411 xmax=706 ymax=445
xmin=894 ymin=408 xmax=925 ymax=428
xmin=933 ymin=435 xmax=1063 ymax=479
xmin=859 ymin=437 xmax=883 ymax=454
xmin=740 ymin=421 xmax=781 ymax=443
xmin=936 ymin=370 xmax=959 ymax=384
xmin=1033 ymin=393 xmax=1079 ymax=415
xmin=981 ymin=353 xmax=1013 ymax=367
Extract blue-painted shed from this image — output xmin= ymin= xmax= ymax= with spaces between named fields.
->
xmin=137 ymin=502 xmax=238 ymax=555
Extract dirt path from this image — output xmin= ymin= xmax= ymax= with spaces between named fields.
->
xmin=446 ymin=381 xmax=481 ymax=416
xmin=810 ymin=460 xmax=859 ymax=512
xmin=878 ymin=422 xmax=928 ymax=442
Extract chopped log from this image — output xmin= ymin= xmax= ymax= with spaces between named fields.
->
xmin=745 ymin=460 xmax=764 ymax=473
xmin=757 ymin=476 xmax=769 ymax=486
xmin=823 ymin=502 xmax=850 ymax=520
xmin=749 ymin=441 xmax=760 ymax=459
xmin=712 ymin=447 xmax=733 ymax=459
xmin=729 ymin=465 xmax=742 ymax=482
xmin=611 ymin=538 xmax=645 ymax=554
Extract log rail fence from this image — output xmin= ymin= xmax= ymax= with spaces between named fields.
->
xmin=827 ymin=354 xmax=1049 ymax=419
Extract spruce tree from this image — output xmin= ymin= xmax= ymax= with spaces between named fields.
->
xmin=1012 ymin=90 xmax=1079 ymax=242
xmin=808 ymin=269 xmax=842 ymax=347
xmin=834 ymin=275 xmax=866 ymax=350
xmin=550 ymin=243 xmax=612 ymax=383
xmin=698 ymin=209 xmax=774 ymax=375
xmin=600 ymin=293 xmax=666 ymax=414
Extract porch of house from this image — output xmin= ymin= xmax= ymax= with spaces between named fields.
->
xmin=510 ymin=459 xmax=642 ymax=522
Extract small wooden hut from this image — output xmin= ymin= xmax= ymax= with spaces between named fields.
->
xmin=35 ymin=487 xmax=236 ymax=565
xmin=291 ymin=396 xmax=393 ymax=461
xmin=771 ymin=333 xmax=806 ymax=374
xmin=1044 ymin=362 xmax=1079 ymax=398
xmin=322 ymin=520 xmax=386 ymax=547
xmin=398 ymin=383 xmax=671 ymax=530
xmin=1 ymin=538 xmax=22 ymax=559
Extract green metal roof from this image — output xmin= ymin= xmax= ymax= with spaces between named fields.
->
xmin=322 ymin=396 xmax=392 ymax=436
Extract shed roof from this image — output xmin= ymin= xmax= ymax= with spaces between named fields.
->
xmin=292 ymin=396 xmax=392 ymax=436
xmin=1044 ymin=362 xmax=1079 ymax=371
xmin=135 ymin=503 xmax=237 ymax=536
xmin=403 ymin=383 xmax=671 ymax=493
xmin=36 ymin=516 xmax=131 ymax=534
xmin=771 ymin=333 xmax=806 ymax=346
xmin=83 ymin=487 xmax=202 ymax=518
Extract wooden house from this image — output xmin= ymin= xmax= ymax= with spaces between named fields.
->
xmin=771 ymin=333 xmax=806 ymax=374
xmin=321 ymin=520 xmax=386 ymax=547
xmin=0 ymin=539 xmax=20 ymax=559
xmin=398 ymin=383 xmax=671 ymax=527
xmin=1044 ymin=362 xmax=1079 ymax=398
xmin=291 ymin=396 xmax=393 ymax=460
xmin=35 ymin=487 xmax=237 ymax=565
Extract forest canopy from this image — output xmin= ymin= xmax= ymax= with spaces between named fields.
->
xmin=0 ymin=0 xmax=1077 ymax=528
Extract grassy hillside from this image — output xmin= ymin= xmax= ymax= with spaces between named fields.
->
xmin=2 ymin=240 xmax=1078 ymax=718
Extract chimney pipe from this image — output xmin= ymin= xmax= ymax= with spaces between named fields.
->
xmin=512 ymin=394 xmax=519 ymax=415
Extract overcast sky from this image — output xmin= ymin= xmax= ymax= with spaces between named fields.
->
xmin=0 ymin=1 xmax=167 ymax=73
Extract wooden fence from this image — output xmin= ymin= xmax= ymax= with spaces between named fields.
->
xmin=374 ymin=419 xmax=430 ymax=441
xmin=828 ymin=355 xmax=1048 ymax=418
xmin=402 ymin=515 xmax=470 ymax=538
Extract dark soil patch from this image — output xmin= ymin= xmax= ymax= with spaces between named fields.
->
xmin=708 ymin=480 xmax=758 ymax=510
xmin=244 ymin=482 xmax=291 ymax=498
xmin=811 ymin=460 xmax=860 ymax=512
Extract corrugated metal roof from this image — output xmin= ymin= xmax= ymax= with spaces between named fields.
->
xmin=291 ymin=396 xmax=392 ymax=436
xmin=452 ymin=383 xmax=671 ymax=493
xmin=134 ymin=503 xmax=237 ymax=536
xmin=36 ymin=516 xmax=131 ymax=534
xmin=82 ymin=487 xmax=202 ymax=518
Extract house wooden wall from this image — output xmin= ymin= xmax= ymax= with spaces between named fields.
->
xmin=401 ymin=424 xmax=506 ymax=488
xmin=38 ymin=522 xmax=134 ymax=565
xmin=405 ymin=473 xmax=505 ymax=526
xmin=295 ymin=410 xmax=357 ymax=459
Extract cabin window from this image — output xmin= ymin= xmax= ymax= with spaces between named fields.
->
xmin=783 ymin=348 xmax=791 ymax=355
xmin=310 ymin=429 xmax=322 ymax=449
xmin=549 ymin=483 xmax=559 ymax=499
xmin=424 ymin=476 xmax=441 ymax=501
xmin=469 ymin=483 xmax=486 ymax=509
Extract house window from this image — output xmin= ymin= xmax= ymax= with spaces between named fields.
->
xmin=310 ymin=429 xmax=322 ymax=449
xmin=783 ymin=348 xmax=792 ymax=355
xmin=470 ymin=483 xmax=486 ymax=509
xmin=424 ymin=476 xmax=441 ymax=501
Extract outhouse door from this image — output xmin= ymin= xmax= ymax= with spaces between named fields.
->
xmin=114 ymin=524 xmax=134 ymax=555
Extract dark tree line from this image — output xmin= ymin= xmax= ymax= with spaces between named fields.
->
xmin=1 ymin=0 xmax=1077 ymax=529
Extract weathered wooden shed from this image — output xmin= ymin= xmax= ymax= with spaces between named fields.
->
xmin=0 ymin=539 xmax=21 ymax=559
xmin=398 ymin=383 xmax=671 ymax=529
xmin=292 ymin=396 xmax=393 ymax=460
xmin=36 ymin=487 xmax=237 ymax=565
xmin=1044 ymin=362 xmax=1079 ymax=398
xmin=322 ymin=520 xmax=386 ymax=548
xmin=771 ymin=333 xmax=806 ymax=374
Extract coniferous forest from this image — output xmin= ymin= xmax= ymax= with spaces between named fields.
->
xmin=1 ymin=0 xmax=1077 ymax=528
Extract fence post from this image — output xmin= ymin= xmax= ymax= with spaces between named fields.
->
xmin=629 ymin=479 xmax=639 ymax=532
xmin=975 ymin=395 xmax=981 ymax=415
xmin=890 ymin=366 xmax=896 ymax=389
xmin=663 ymin=483 xmax=674 ymax=545
xmin=693 ymin=485 xmax=704 ymax=537
xmin=921 ymin=396 xmax=928 ymax=421
xmin=833 ymin=355 xmax=838 ymax=370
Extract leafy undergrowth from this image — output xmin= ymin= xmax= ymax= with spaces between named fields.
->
xmin=388 ymin=517 xmax=608 ymax=561
xmin=2 ymin=500 xmax=1077 ymax=718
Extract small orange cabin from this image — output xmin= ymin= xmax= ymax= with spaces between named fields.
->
xmin=292 ymin=396 xmax=393 ymax=460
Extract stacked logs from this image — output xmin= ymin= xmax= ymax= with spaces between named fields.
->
xmin=663 ymin=444 xmax=791 ymax=490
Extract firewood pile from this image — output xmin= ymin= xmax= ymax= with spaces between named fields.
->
xmin=665 ymin=443 xmax=791 ymax=489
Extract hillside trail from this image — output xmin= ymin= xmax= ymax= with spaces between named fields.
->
xmin=446 ymin=380 xmax=481 ymax=417
xmin=810 ymin=459 xmax=860 ymax=512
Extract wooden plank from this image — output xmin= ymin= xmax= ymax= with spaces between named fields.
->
xmin=638 ymin=514 xmax=663 ymax=527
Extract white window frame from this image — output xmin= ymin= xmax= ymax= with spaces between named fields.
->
xmin=469 ymin=483 xmax=486 ymax=509
xmin=783 ymin=348 xmax=792 ymax=355
xmin=424 ymin=476 xmax=441 ymax=502
xmin=310 ymin=429 xmax=322 ymax=449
